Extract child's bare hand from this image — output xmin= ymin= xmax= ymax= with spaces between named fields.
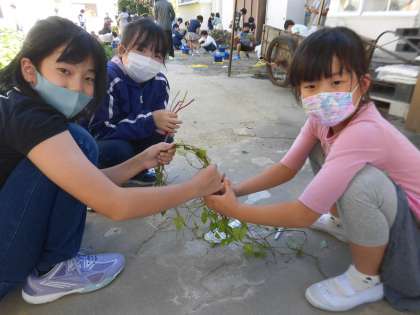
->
xmin=191 ymin=165 xmax=224 ymax=197
xmin=137 ymin=142 xmax=176 ymax=170
xmin=204 ymin=179 xmax=239 ymax=217
xmin=152 ymin=110 xmax=182 ymax=135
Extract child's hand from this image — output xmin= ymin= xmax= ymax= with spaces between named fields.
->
xmin=137 ymin=142 xmax=176 ymax=170
xmin=204 ymin=178 xmax=239 ymax=217
xmin=153 ymin=110 xmax=182 ymax=135
xmin=191 ymin=165 xmax=224 ymax=197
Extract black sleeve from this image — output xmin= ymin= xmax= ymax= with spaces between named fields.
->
xmin=7 ymin=103 xmax=68 ymax=155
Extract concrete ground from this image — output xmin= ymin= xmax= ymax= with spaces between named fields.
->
xmin=1 ymin=51 xmax=418 ymax=315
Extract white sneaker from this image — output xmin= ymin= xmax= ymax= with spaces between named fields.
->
xmin=305 ymin=270 xmax=384 ymax=311
xmin=311 ymin=214 xmax=347 ymax=242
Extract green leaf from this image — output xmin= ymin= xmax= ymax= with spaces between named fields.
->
xmin=243 ymin=243 xmax=254 ymax=256
xmin=173 ymin=215 xmax=186 ymax=230
xmin=201 ymin=209 xmax=208 ymax=224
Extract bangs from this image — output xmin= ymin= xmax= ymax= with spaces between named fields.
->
xmin=122 ymin=18 xmax=169 ymax=58
xmin=57 ymin=32 xmax=100 ymax=64
xmin=288 ymin=27 xmax=367 ymax=89
xmin=129 ymin=28 xmax=168 ymax=58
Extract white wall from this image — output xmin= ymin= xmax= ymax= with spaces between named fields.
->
xmin=327 ymin=14 xmax=419 ymax=50
xmin=265 ymin=0 xmax=305 ymax=29
xmin=0 ymin=0 xmax=118 ymax=34
xmin=220 ymin=0 xmax=233 ymax=30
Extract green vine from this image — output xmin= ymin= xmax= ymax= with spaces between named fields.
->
xmin=153 ymin=92 xmax=323 ymax=270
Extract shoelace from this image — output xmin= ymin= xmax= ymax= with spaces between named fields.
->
xmin=75 ymin=254 xmax=98 ymax=272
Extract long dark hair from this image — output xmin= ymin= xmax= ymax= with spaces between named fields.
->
xmin=0 ymin=16 xmax=107 ymax=118
xmin=288 ymin=27 xmax=369 ymax=101
xmin=121 ymin=17 xmax=169 ymax=58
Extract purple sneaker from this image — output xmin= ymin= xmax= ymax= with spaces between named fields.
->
xmin=22 ymin=253 xmax=125 ymax=304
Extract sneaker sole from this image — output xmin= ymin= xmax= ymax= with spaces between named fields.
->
xmin=21 ymin=265 xmax=124 ymax=304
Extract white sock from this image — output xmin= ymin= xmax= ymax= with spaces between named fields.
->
xmin=346 ymin=265 xmax=381 ymax=292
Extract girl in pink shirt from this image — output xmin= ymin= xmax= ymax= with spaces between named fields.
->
xmin=205 ymin=27 xmax=420 ymax=312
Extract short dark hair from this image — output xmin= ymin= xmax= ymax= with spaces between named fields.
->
xmin=248 ymin=16 xmax=255 ymax=23
xmin=0 ymin=16 xmax=107 ymax=119
xmin=121 ymin=17 xmax=169 ymax=59
xmin=288 ymin=27 xmax=369 ymax=100
xmin=177 ymin=17 xmax=183 ymax=23
xmin=216 ymin=13 xmax=220 ymax=18
xmin=80 ymin=9 xmax=85 ymax=13
xmin=201 ymin=30 xmax=208 ymax=36
xmin=240 ymin=8 xmax=247 ymax=15
xmin=284 ymin=19 xmax=295 ymax=30
xmin=121 ymin=7 xmax=127 ymax=12
xmin=211 ymin=12 xmax=215 ymax=17
xmin=197 ymin=15 xmax=203 ymax=22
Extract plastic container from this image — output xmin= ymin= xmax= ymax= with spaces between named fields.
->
xmin=224 ymin=51 xmax=230 ymax=60
xmin=214 ymin=54 xmax=223 ymax=63
xmin=218 ymin=46 xmax=226 ymax=53
xmin=181 ymin=46 xmax=190 ymax=54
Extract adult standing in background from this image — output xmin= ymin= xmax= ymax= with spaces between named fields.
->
xmin=78 ymin=9 xmax=86 ymax=30
xmin=154 ymin=0 xmax=176 ymax=58
xmin=118 ymin=7 xmax=129 ymax=33
xmin=213 ymin=12 xmax=222 ymax=30
xmin=304 ymin=0 xmax=314 ymax=26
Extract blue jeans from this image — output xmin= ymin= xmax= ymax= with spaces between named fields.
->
xmin=97 ymin=133 xmax=166 ymax=168
xmin=0 ymin=124 xmax=98 ymax=300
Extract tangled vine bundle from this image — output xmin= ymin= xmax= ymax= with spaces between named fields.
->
xmin=153 ymin=92 xmax=317 ymax=261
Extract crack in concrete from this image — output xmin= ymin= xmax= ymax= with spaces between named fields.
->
xmin=189 ymin=286 xmax=259 ymax=314
xmin=133 ymin=219 xmax=172 ymax=256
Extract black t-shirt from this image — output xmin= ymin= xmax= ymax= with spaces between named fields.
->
xmin=0 ymin=89 xmax=68 ymax=187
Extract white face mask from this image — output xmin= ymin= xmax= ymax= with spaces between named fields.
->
xmin=124 ymin=52 xmax=163 ymax=83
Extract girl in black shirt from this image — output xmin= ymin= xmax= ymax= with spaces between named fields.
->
xmin=0 ymin=16 xmax=223 ymax=304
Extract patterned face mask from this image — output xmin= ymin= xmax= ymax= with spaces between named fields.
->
xmin=302 ymin=85 xmax=361 ymax=127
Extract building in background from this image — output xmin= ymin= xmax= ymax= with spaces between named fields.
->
xmin=0 ymin=0 xmax=118 ymax=34
xmin=327 ymin=0 xmax=420 ymax=44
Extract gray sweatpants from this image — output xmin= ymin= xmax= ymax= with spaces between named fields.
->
xmin=309 ymin=143 xmax=398 ymax=246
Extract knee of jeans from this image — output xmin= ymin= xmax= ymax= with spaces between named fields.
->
xmin=67 ymin=123 xmax=98 ymax=165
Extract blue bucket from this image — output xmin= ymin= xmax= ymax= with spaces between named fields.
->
xmin=218 ymin=46 xmax=226 ymax=53
xmin=214 ymin=54 xmax=223 ymax=62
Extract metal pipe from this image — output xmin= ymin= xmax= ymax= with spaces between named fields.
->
xmin=316 ymin=0 xmax=326 ymax=26
xmin=228 ymin=0 xmax=239 ymax=77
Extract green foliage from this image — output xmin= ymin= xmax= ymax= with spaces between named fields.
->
xmin=0 ymin=27 xmax=24 ymax=69
xmin=155 ymin=142 xmax=273 ymax=258
xmin=118 ymin=0 xmax=153 ymax=16
xmin=210 ymin=30 xmax=232 ymax=47
xmin=102 ymin=43 xmax=114 ymax=60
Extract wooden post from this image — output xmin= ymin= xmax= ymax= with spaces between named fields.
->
xmin=228 ymin=0 xmax=239 ymax=77
xmin=316 ymin=0 xmax=326 ymax=26
xmin=405 ymin=76 xmax=420 ymax=132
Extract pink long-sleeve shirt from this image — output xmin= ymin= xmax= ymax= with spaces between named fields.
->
xmin=281 ymin=102 xmax=420 ymax=220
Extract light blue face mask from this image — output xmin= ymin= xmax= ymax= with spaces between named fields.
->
xmin=33 ymin=71 xmax=92 ymax=119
